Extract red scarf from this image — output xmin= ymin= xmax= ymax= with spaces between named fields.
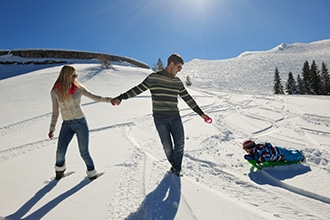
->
xmin=55 ymin=83 xmax=77 ymax=95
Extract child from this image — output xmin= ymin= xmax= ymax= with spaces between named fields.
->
xmin=243 ymin=140 xmax=305 ymax=163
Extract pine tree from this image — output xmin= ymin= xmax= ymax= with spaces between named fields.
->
xmin=100 ymin=56 xmax=111 ymax=69
xmin=302 ymin=61 xmax=311 ymax=94
xmin=310 ymin=60 xmax=321 ymax=95
xmin=185 ymin=75 xmax=192 ymax=86
xmin=320 ymin=62 xmax=330 ymax=95
xmin=297 ymin=74 xmax=304 ymax=94
xmin=273 ymin=67 xmax=284 ymax=94
xmin=285 ymin=72 xmax=297 ymax=94
xmin=152 ymin=58 xmax=164 ymax=71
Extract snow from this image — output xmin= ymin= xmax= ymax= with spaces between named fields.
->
xmin=1 ymin=40 xmax=330 ymax=220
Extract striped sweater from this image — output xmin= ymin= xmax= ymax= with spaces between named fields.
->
xmin=118 ymin=70 xmax=204 ymax=118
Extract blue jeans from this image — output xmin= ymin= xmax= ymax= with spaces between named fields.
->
xmin=154 ymin=116 xmax=185 ymax=172
xmin=56 ymin=117 xmax=95 ymax=171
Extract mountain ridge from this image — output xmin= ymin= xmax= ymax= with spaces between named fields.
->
xmin=183 ymin=39 xmax=330 ymax=94
xmin=0 ymin=48 xmax=149 ymax=69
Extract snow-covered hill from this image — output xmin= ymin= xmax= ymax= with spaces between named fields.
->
xmin=1 ymin=39 xmax=330 ymax=219
xmin=182 ymin=39 xmax=330 ymax=94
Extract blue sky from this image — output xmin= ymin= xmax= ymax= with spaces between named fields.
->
xmin=1 ymin=0 xmax=330 ymax=67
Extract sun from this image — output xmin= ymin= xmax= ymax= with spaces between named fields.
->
xmin=176 ymin=0 xmax=215 ymax=13
xmin=165 ymin=0 xmax=227 ymax=22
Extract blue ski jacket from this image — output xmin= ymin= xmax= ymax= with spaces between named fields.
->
xmin=246 ymin=142 xmax=303 ymax=163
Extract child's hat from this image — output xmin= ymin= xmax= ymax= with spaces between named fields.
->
xmin=242 ymin=140 xmax=256 ymax=149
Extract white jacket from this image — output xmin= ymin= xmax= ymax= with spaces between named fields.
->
xmin=50 ymin=84 xmax=111 ymax=132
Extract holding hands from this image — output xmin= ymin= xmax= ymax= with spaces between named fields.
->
xmin=111 ymin=97 xmax=121 ymax=106
xmin=109 ymin=96 xmax=212 ymax=123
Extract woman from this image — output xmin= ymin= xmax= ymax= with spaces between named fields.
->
xmin=48 ymin=65 xmax=111 ymax=180
xmin=243 ymin=140 xmax=305 ymax=163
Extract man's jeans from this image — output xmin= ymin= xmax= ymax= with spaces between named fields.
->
xmin=56 ymin=117 xmax=95 ymax=171
xmin=154 ymin=115 xmax=185 ymax=171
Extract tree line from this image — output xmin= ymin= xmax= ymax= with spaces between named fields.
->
xmin=274 ymin=60 xmax=330 ymax=95
xmin=153 ymin=58 xmax=330 ymax=95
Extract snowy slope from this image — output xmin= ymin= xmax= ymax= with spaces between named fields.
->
xmin=182 ymin=39 xmax=330 ymax=94
xmin=1 ymin=40 xmax=330 ymax=220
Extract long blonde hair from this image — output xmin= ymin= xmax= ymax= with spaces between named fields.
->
xmin=52 ymin=65 xmax=80 ymax=100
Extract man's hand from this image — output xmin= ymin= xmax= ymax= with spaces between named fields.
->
xmin=201 ymin=114 xmax=212 ymax=123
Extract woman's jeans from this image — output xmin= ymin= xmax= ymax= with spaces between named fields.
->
xmin=55 ymin=117 xmax=95 ymax=171
xmin=154 ymin=115 xmax=185 ymax=172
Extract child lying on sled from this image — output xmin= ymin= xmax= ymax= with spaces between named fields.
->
xmin=242 ymin=140 xmax=305 ymax=164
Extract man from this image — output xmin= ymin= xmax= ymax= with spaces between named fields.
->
xmin=111 ymin=54 xmax=211 ymax=176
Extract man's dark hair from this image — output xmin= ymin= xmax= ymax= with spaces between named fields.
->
xmin=167 ymin=53 xmax=184 ymax=66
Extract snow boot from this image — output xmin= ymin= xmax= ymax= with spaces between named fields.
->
xmin=55 ymin=164 xmax=66 ymax=180
xmin=299 ymin=151 xmax=306 ymax=163
xmin=170 ymin=167 xmax=181 ymax=177
xmin=87 ymin=169 xmax=98 ymax=180
xmin=55 ymin=170 xmax=65 ymax=180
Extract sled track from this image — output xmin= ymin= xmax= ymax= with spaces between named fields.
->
xmin=189 ymin=94 xmax=330 ymax=219
xmin=0 ymin=113 xmax=51 ymax=137
xmin=0 ymin=138 xmax=52 ymax=162
xmin=125 ymin=124 xmax=274 ymax=219
xmin=124 ymin=124 xmax=198 ymax=220
xmin=123 ymin=112 xmax=282 ymax=219
xmin=0 ymin=122 xmax=134 ymax=162
xmin=0 ymin=102 xmax=98 ymax=137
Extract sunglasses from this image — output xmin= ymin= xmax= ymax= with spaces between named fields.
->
xmin=176 ymin=64 xmax=183 ymax=71
xmin=72 ymin=74 xmax=78 ymax=78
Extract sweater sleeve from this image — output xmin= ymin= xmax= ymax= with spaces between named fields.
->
xmin=119 ymin=76 xmax=150 ymax=100
xmin=179 ymin=87 xmax=204 ymax=116
xmin=81 ymin=85 xmax=112 ymax=103
xmin=49 ymin=90 xmax=59 ymax=132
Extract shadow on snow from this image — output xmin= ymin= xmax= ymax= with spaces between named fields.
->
xmin=126 ymin=173 xmax=181 ymax=220
xmin=248 ymin=163 xmax=312 ymax=184
xmin=5 ymin=178 xmax=92 ymax=220
xmin=248 ymin=164 xmax=330 ymax=204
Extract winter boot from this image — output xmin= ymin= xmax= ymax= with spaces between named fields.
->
xmin=86 ymin=169 xmax=98 ymax=180
xmin=299 ymin=151 xmax=306 ymax=163
xmin=170 ymin=167 xmax=181 ymax=177
xmin=55 ymin=164 xmax=66 ymax=180
xmin=55 ymin=170 xmax=65 ymax=180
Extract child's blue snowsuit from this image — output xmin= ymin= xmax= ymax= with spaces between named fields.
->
xmin=247 ymin=142 xmax=304 ymax=163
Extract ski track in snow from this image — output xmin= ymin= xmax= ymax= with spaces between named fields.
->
xmin=0 ymin=113 xmax=52 ymax=137
xmin=1 ymin=85 xmax=330 ymax=219
xmin=0 ymin=102 xmax=97 ymax=137
xmin=124 ymin=124 xmax=198 ymax=220
xmin=0 ymin=121 xmax=134 ymax=162
xmin=184 ymin=91 xmax=330 ymax=218
xmin=114 ymin=90 xmax=330 ymax=219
